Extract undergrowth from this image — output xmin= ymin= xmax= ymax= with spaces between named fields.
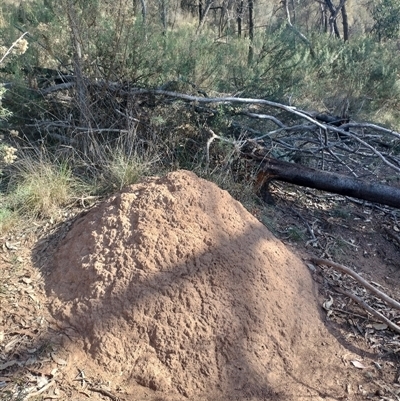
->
xmin=6 ymin=155 xmax=77 ymax=220
xmin=1 ymin=1 xmax=400 ymax=235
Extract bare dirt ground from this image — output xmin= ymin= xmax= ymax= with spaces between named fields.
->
xmin=1 ymin=170 xmax=400 ymax=401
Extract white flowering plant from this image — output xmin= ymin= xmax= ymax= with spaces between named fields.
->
xmin=0 ymin=33 xmax=29 ymax=166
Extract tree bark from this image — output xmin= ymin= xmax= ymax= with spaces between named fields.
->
xmin=256 ymin=156 xmax=400 ymax=209
xmin=196 ymin=0 xmax=214 ymax=35
xmin=324 ymin=0 xmax=341 ymax=38
xmin=237 ymin=0 xmax=243 ymax=37
xmin=199 ymin=0 xmax=203 ymax=24
xmin=342 ymin=3 xmax=349 ymax=41
xmin=248 ymin=0 xmax=254 ymax=64
xmin=140 ymin=0 xmax=147 ymax=23
xmin=320 ymin=3 xmax=328 ymax=33
xmin=159 ymin=0 xmax=168 ymax=32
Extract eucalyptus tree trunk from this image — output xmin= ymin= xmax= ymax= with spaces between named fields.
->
xmin=140 ymin=0 xmax=147 ymax=24
xmin=342 ymin=3 xmax=349 ymax=41
xmin=196 ymin=0 xmax=214 ymax=35
xmin=248 ymin=0 xmax=254 ymax=64
xmin=324 ymin=0 xmax=349 ymax=40
xmin=237 ymin=0 xmax=244 ymax=37
xmin=324 ymin=0 xmax=340 ymax=38
xmin=159 ymin=0 xmax=168 ymax=32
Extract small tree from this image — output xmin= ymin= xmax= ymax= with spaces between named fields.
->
xmin=372 ymin=0 xmax=400 ymax=41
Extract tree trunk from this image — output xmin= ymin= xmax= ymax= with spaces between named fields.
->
xmin=290 ymin=0 xmax=296 ymax=25
xmin=284 ymin=0 xmax=315 ymax=57
xmin=324 ymin=0 xmax=341 ymax=39
xmin=237 ymin=0 xmax=243 ymax=37
xmin=342 ymin=3 xmax=349 ymax=41
xmin=140 ymin=0 xmax=147 ymax=23
xmin=248 ymin=0 xmax=254 ymax=64
xmin=160 ymin=0 xmax=168 ymax=32
xmin=329 ymin=16 xmax=340 ymax=38
xmin=196 ymin=0 xmax=214 ymax=34
xmin=199 ymin=0 xmax=203 ymax=24
xmin=320 ymin=3 xmax=328 ymax=33
xmin=256 ymin=157 xmax=400 ymax=209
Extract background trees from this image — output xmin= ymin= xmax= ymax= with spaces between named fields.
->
xmin=371 ymin=0 xmax=400 ymax=41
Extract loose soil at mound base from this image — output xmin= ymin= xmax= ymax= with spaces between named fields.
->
xmin=43 ymin=170 xmax=365 ymax=400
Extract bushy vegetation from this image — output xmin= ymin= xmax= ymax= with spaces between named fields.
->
xmin=0 ymin=0 xmax=400 ymax=233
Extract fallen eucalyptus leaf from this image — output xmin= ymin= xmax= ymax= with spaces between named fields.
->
xmin=351 ymin=360 xmax=366 ymax=369
xmin=37 ymin=376 xmax=49 ymax=389
xmin=323 ymin=296 xmax=334 ymax=311
xmin=51 ymin=353 xmax=67 ymax=366
xmin=372 ymin=323 xmax=388 ymax=330
xmin=306 ymin=263 xmax=316 ymax=272
xmin=4 ymin=337 xmax=20 ymax=352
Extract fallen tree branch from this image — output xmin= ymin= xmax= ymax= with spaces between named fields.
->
xmin=238 ymin=111 xmax=287 ymax=127
xmin=311 ymin=257 xmax=400 ymax=311
xmin=31 ymin=83 xmax=400 ymax=198
xmin=36 ymin=82 xmax=400 ymax=143
xmin=332 ymin=129 xmax=400 ymax=173
xmin=126 ymin=89 xmax=400 ymax=174
xmin=252 ymin=156 xmax=400 ymax=208
xmin=27 ymin=122 xmax=129 ymax=134
xmin=40 ymin=81 xmax=75 ymax=95
xmin=128 ymin=89 xmax=330 ymax=128
xmin=342 ymin=122 xmax=400 ymax=141
xmin=23 ymin=380 xmax=55 ymax=400
xmin=334 ymin=287 xmax=400 ymax=335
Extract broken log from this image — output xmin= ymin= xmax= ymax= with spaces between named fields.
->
xmin=255 ymin=156 xmax=400 ymax=209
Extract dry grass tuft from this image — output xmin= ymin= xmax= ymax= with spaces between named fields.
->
xmin=8 ymin=157 xmax=76 ymax=219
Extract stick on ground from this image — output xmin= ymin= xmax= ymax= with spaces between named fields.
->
xmin=311 ymin=257 xmax=400 ymax=311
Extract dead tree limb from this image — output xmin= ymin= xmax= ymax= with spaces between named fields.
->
xmin=253 ymin=156 xmax=400 ymax=208
xmin=334 ymin=287 xmax=400 ymax=334
xmin=311 ymin=257 xmax=400 ymax=311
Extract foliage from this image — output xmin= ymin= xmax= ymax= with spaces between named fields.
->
xmin=288 ymin=34 xmax=400 ymax=121
xmin=371 ymin=0 xmax=400 ymax=41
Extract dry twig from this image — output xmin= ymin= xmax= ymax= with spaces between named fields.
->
xmin=311 ymin=257 xmax=400 ymax=311
xmin=88 ymin=386 xmax=123 ymax=401
xmin=334 ymin=287 xmax=400 ymax=335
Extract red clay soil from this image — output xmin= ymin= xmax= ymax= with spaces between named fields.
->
xmin=45 ymin=170 xmax=365 ymax=400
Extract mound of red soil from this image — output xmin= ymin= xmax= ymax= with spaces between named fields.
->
xmin=46 ymin=170 xmax=354 ymax=400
